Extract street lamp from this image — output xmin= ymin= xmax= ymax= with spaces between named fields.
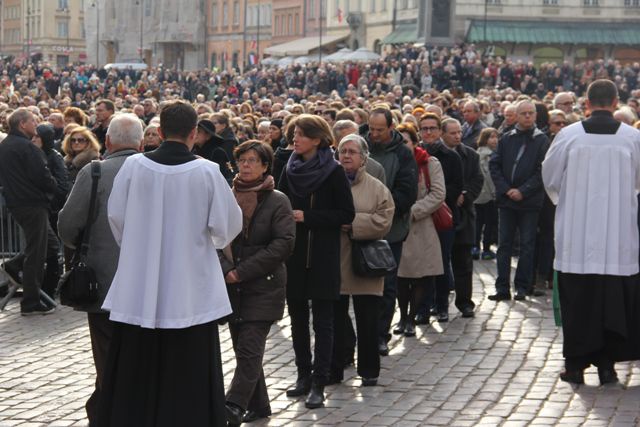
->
xmin=135 ymin=0 xmax=144 ymax=63
xmin=26 ymin=7 xmax=31 ymax=65
xmin=63 ymin=7 xmax=70 ymax=63
xmin=92 ymin=0 xmax=100 ymax=67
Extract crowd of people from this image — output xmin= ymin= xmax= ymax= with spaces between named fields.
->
xmin=1 ymin=47 xmax=640 ymax=426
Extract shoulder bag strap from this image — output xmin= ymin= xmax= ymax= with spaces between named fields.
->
xmin=78 ymin=160 xmax=101 ymax=260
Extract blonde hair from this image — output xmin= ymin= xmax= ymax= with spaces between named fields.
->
xmin=62 ymin=126 xmax=101 ymax=158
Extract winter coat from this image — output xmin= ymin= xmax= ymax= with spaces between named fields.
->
xmin=452 ymin=144 xmax=483 ymax=246
xmin=45 ymin=148 xmax=70 ymax=212
xmin=272 ymin=147 xmax=293 ymax=188
xmin=58 ymin=149 xmax=138 ymax=313
xmin=462 ymin=120 xmax=487 ymax=149
xmin=475 ymin=146 xmax=495 ymax=205
xmin=65 ymin=148 xmax=100 ymax=183
xmin=279 ymin=165 xmax=355 ymax=301
xmin=218 ymin=126 xmax=239 ymax=171
xmin=218 ymin=190 xmax=296 ymax=323
xmin=422 ymin=140 xmax=464 ymax=226
xmin=365 ymin=130 xmax=418 ymax=243
xmin=194 ymin=137 xmax=234 ymax=184
xmin=398 ymin=154 xmax=445 ymax=278
xmin=340 ymin=168 xmax=395 ymax=296
xmin=0 ymin=130 xmax=57 ymax=209
xmin=490 ymin=127 xmax=550 ymax=211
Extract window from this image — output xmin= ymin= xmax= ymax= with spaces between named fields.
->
xmin=399 ymin=0 xmax=407 ymax=8
xmin=583 ymin=0 xmax=598 ymax=5
xmin=233 ymin=1 xmax=239 ymax=25
xmin=309 ymin=0 xmax=316 ymax=18
xmin=381 ymin=0 xmax=387 ymax=11
xmin=58 ymin=0 xmax=68 ymax=9
xmin=211 ymin=2 xmax=218 ymax=27
xmin=321 ymin=0 xmax=327 ymax=17
xmin=288 ymin=14 xmax=292 ymax=34
xmin=145 ymin=0 xmax=152 ymax=16
xmin=370 ymin=0 xmax=376 ymax=12
xmin=274 ymin=15 xmax=279 ymax=34
xmin=624 ymin=0 xmax=640 ymax=6
xmin=543 ymin=0 xmax=558 ymax=3
xmin=57 ymin=21 xmax=69 ymax=37
xmin=222 ymin=2 xmax=228 ymax=25
xmin=486 ymin=0 xmax=501 ymax=3
xmin=408 ymin=0 xmax=417 ymax=7
xmin=294 ymin=13 xmax=299 ymax=33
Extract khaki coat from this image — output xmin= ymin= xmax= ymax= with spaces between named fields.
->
xmin=340 ymin=167 xmax=395 ymax=296
xmin=398 ymin=157 xmax=445 ymax=278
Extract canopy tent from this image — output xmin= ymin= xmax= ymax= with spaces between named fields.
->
xmin=264 ymin=34 xmax=349 ymax=57
xmin=324 ymin=48 xmax=353 ymax=63
xmin=382 ymin=23 xmax=419 ymax=45
xmin=344 ymin=47 xmax=381 ymax=62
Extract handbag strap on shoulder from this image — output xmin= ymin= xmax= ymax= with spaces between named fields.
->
xmin=79 ymin=160 xmax=102 ymax=259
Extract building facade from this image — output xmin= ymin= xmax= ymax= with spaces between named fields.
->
xmin=1 ymin=0 xmax=87 ymax=68
xmin=84 ymin=0 xmax=207 ymax=69
xmin=206 ymin=0 xmax=273 ymax=71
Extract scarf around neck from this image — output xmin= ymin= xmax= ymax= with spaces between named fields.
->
xmin=285 ymin=146 xmax=338 ymax=198
xmin=233 ymin=174 xmax=275 ymax=236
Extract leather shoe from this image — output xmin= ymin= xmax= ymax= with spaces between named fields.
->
xmin=404 ymin=322 xmax=416 ymax=337
xmin=560 ymin=369 xmax=584 ymax=384
xmin=305 ymin=384 xmax=325 ymax=409
xmin=361 ymin=377 xmax=378 ymax=387
xmin=415 ymin=313 xmax=429 ymax=325
xmin=514 ymin=292 xmax=526 ymax=301
xmin=242 ymin=408 xmax=272 ymax=423
xmin=597 ymin=366 xmax=618 ymax=385
xmin=527 ymin=288 xmax=545 ymax=297
xmin=461 ymin=307 xmax=475 ymax=318
xmin=393 ymin=319 xmax=406 ymax=335
xmin=286 ymin=375 xmax=311 ymax=397
xmin=436 ymin=312 xmax=449 ymax=322
xmin=225 ymin=402 xmax=244 ymax=425
xmin=488 ymin=293 xmax=511 ymax=301
xmin=378 ymin=340 xmax=389 ymax=356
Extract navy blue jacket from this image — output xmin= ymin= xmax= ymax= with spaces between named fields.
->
xmin=489 ymin=127 xmax=550 ymax=211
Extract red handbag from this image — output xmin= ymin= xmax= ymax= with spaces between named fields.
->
xmin=422 ymin=157 xmax=454 ymax=232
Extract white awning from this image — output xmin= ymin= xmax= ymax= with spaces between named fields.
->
xmin=264 ymin=34 xmax=349 ymax=57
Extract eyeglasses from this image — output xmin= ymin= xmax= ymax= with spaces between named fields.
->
xmin=70 ymin=137 xmax=88 ymax=144
xmin=338 ymin=148 xmax=361 ymax=156
xmin=420 ymin=126 xmax=440 ymax=132
xmin=557 ymin=101 xmax=573 ymax=106
xmin=551 ymin=121 xmax=567 ymax=126
xmin=237 ymin=158 xmax=260 ymax=165
xmin=519 ymin=111 xmax=536 ymax=116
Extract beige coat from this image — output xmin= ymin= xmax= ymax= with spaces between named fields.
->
xmin=340 ymin=167 xmax=395 ymax=296
xmin=398 ymin=157 xmax=445 ymax=278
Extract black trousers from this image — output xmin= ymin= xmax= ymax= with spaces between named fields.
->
xmin=86 ymin=312 xmax=114 ymax=426
xmin=287 ymin=298 xmax=334 ymax=385
xmin=475 ymin=201 xmax=498 ymax=251
xmin=558 ymin=272 xmax=640 ymax=371
xmin=452 ymin=244 xmax=475 ymax=312
xmin=226 ymin=321 xmax=272 ymax=413
xmin=379 ymin=241 xmax=403 ymax=342
xmin=9 ymin=206 xmax=59 ymax=308
xmin=330 ymin=295 xmax=380 ymax=381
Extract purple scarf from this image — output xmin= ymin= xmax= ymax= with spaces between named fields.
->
xmin=286 ymin=146 xmax=339 ymax=198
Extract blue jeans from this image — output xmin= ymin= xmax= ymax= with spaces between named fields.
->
xmin=495 ymin=208 xmax=539 ymax=295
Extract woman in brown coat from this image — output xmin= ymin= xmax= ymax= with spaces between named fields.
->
xmin=395 ymin=124 xmax=445 ymax=336
xmin=330 ymin=134 xmax=395 ymax=386
xmin=218 ymin=141 xmax=296 ymax=425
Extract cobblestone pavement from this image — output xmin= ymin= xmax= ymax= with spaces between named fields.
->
xmin=2 ymin=260 xmax=640 ymax=426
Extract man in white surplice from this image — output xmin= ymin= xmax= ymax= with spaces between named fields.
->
xmin=542 ymin=79 xmax=640 ymax=386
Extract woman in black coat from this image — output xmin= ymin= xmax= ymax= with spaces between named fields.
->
xmin=278 ymin=114 xmax=355 ymax=409
xmin=218 ymin=141 xmax=296 ymax=425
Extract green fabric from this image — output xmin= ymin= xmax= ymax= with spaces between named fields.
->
xmin=553 ymin=271 xmax=562 ymax=327
xmin=467 ymin=20 xmax=640 ymax=45
xmin=382 ymin=24 xmax=418 ymax=44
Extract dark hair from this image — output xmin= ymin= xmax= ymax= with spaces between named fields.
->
xmin=64 ymin=106 xmax=88 ymax=126
xmin=160 ymin=100 xmax=198 ymax=139
xmin=396 ymin=123 xmax=419 ymax=145
xmin=370 ymin=107 xmax=393 ymax=127
xmin=535 ymin=102 xmax=549 ymax=130
xmin=335 ymin=108 xmax=356 ymax=121
xmin=293 ymin=114 xmax=334 ymax=148
xmin=96 ymin=99 xmax=115 ymax=113
xmin=419 ymin=112 xmax=442 ymax=128
xmin=284 ymin=117 xmax=296 ymax=146
xmin=477 ymin=127 xmax=498 ymax=148
xmin=322 ymin=108 xmax=337 ymax=121
xmin=588 ymin=79 xmax=618 ymax=108
xmin=234 ymin=140 xmax=274 ymax=176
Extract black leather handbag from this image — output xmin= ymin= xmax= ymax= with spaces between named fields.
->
xmin=351 ymin=239 xmax=397 ymax=278
xmin=57 ymin=161 xmax=101 ymax=306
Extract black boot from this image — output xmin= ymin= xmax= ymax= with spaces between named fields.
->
xmin=305 ymin=383 xmax=325 ymax=409
xmin=286 ymin=374 xmax=311 ymax=397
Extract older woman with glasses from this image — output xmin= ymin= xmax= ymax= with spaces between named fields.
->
xmin=61 ymin=126 xmax=101 ymax=183
xmin=329 ymin=133 xmax=394 ymax=387
xmin=219 ymin=140 xmax=296 ymax=425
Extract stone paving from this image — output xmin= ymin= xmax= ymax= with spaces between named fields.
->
xmin=1 ymin=260 xmax=640 ymax=426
